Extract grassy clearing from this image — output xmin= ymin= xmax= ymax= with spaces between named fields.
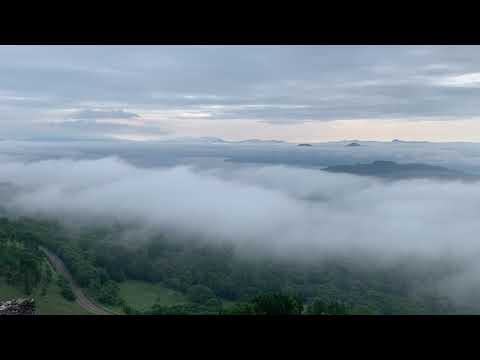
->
xmin=116 ymin=280 xmax=238 ymax=314
xmin=118 ymin=280 xmax=189 ymax=312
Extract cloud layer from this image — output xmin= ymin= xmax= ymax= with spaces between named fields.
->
xmin=3 ymin=45 xmax=480 ymax=140
xmin=1 ymin=155 xmax=480 ymax=262
xmin=2 ymin=149 xmax=480 ymax=304
xmin=3 ymin=133 xmax=480 ymax=301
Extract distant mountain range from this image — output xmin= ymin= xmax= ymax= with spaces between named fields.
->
xmin=160 ymin=137 xmax=227 ymax=143
xmin=161 ymin=137 xmax=287 ymax=145
xmin=11 ymin=137 xmax=453 ymax=146
xmin=237 ymin=139 xmax=286 ymax=144
xmin=323 ymin=160 xmax=480 ymax=181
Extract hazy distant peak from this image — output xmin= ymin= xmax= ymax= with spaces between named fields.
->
xmin=236 ymin=139 xmax=286 ymax=144
xmin=324 ymin=160 xmax=477 ymax=181
xmin=162 ymin=137 xmax=226 ymax=143
xmin=391 ymin=139 xmax=431 ymax=144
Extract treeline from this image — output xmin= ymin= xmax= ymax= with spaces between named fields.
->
xmin=223 ymin=294 xmax=350 ymax=315
xmin=125 ymin=293 xmax=350 ymax=315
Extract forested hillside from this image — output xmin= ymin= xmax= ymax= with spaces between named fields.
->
xmin=0 ymin=216 xmax=470 ymax=314
xmin=0 ymin=218 xmax=89 ymax=314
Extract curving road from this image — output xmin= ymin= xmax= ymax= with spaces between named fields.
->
xmin=40 ymin=246 xmax=118 ymax=315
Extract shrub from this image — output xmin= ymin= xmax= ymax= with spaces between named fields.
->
xmin=187 ymin=284 xmax=217 ymax=305
xmin=57 ymin=276 xmax=76 ymax=302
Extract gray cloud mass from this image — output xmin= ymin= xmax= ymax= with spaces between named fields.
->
xmin=2 ymin=46 xmax=480 ymax=139
xmin=69 ymin=109 xmax=140 ymax=120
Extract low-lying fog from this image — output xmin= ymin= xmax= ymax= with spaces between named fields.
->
xmin=2 ymin=139 xmax=480 ymax=305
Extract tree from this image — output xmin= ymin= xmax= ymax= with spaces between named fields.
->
xmin=221 ymin=302 xmax=256 ymax=315
xmin=57 ymin=275 xmax=76 ymax=301
xmin=88 ymin=277 xmax=121 ymax=305
xmin=187 ymin=284 xmax=217 ymax=305
xmin=123 ymin=304 xmax=140 ymax=315
xmin=307 ymin=298 xmax=349 ymax=315
xmin=251 ymin=293 xmax=303 ymax=315
xmin=326 ymin=300 xmax=349 ymax=315
xmin=40 ymin=264 xmax=53 ymax=296
xmin=19 ymin=251 xmax=42 ymax=295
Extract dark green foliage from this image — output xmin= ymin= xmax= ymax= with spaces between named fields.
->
xmin=0 ymin=216 xmax=465 ymax=314
xmin=20 ymin=251 xmax=42 ymax=295
xmin=143 ymin=303 xmax=219 ymax=315
xmin=187 ymin=284 xmax=217 ymax=305
xmin=123 ymin=304 xmax=140 ymax=315
xmin=57 ymin=275 xmax=76 ymax=301
xmin=57 ymin=243 xmax=97 ymax=287
xmin=0 ymin=219 xmax=45 ymax=295
xmin=306 ymin=298 xmax=350 ymax=315
xmin=89 ymin=277 xmax=121 ymax=306
xmin=220 ymin=302 xmax=256 ymax=315
xmin=250 ymin=293 xmax=303 ymax=315
xmin=40 ymin=264 xmax=53 ymax=296
xmin=0 ymin=217 xmax=123 ymax=306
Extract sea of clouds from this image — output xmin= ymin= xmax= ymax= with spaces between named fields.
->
xmin=2 ymin=140 xmax=480 ymax=304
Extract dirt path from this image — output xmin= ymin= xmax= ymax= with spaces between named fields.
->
xmin=40 ymin=246 xmax=118 ymax=315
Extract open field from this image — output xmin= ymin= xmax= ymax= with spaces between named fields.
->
xmin=119 ymin=280 xmax=189 ymax=312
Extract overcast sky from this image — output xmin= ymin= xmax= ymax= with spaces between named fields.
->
xmin=3 ymin=45 xmax=480 ymax=142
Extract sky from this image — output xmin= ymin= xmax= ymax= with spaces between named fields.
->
xmin=3 ymin=45 xmax=480 ymax=142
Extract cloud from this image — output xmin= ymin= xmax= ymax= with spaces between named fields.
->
xmin=43 ymin=119 xmax=170 ymax=141
xmin=4 ymin=45 xmax=480 ymax=140
xmin=69 ymin=109 xmax=140 ymax=120
xmin=0 ymin=154 xmax=478 ymax=256
xmin=435 ymin=72 xmax=480 ymax=87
